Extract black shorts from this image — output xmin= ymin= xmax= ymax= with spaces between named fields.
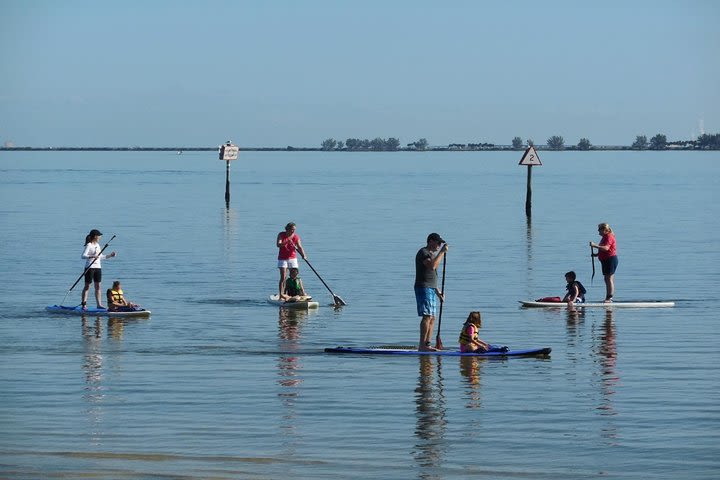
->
xmin=84 ymin=268 xmax=102 ymax=284
xmin=600 ymin=256 xmax=618 ymax=275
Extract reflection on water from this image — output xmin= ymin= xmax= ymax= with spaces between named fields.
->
xmin=222 ymin=206 xmax=239 ymax=265
xmin=276 ymin=308 xmax=308 ymax=454
xmin=565 ymin=304 xmax=586 ymax=347
xmin=525 ymin=216 xmax=534 ymax=291
xmin=80 ymin=316 xmax=140 ymax=446
xmin=276 ymin=308 xmax=307 ymax=391
xmin=594 ymin=309 xmax=619 ymax=443
xmin=459 ymin=356 xmax=483 ymax=410
xmin=81 ymin=317 xmax=105 ymax=445
xmin=108 ymin=317 xmax=124 ymax=340
xmin=414 ymin=356 xmax=447 ymax=479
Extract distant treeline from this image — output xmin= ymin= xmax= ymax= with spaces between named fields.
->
xmin=2 ymin=133 xmax=719 ymax=152
xmin=320 ymin=132 xmax=720 ymax=151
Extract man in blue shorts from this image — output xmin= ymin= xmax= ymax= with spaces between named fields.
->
xmin=415 ymin=233 xmax=448 ymax=351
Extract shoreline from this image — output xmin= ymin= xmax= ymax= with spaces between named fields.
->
xmin=0 ymin=145 xmax=709 ymax=152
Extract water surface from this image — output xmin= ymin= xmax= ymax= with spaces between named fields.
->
xmin=0 ymin=150 xmax=718 ymax=479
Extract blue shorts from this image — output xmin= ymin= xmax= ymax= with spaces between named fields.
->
xmin=414 ymin=287 xmax=437 ymax=317
xmin=601 ymin=256 xmax=619 ymax=275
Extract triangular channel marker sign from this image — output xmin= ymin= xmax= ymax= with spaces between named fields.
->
xmin=518 ymin=146 xmax=542 ymax=166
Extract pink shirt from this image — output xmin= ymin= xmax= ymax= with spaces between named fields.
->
xmin=459 ymin=324 xmax=477 ymax=353
xmin=278 ymin=233 xmax=300 ymax=260
xmin=598 ymin=233 xmax=616 ymax=260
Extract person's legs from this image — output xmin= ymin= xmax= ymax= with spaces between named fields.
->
xmin=415 ymin=287 xmax=438 ymax=351
xmin=419 ymin=315 xmax=436 ymax=351
xmin=278 ymin=267 xmax=287 ymax=297
xmin=604 ymin=273 xmax=615 ymax=302
xmin=601 ymin=257 xmax=616 ymax=302
xmin=94 ymin=281 xmax=104 ymax=308
xmin=81 ymin=281 xmax=90 ymax=307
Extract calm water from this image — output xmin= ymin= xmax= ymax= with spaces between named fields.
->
xmin=0 ymin=150 xmax=718 ymax=479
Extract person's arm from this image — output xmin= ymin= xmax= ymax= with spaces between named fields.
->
xmin=468 ymin=326 xmax=490 ymax=350
xmin=295 ymin=237 xmax=306 ymax=259
xmin=276 ymin=232 xmax=286 ymax=248
xmin=281 ymin=278 xmax=289 ymax=298
xmin=423 ymin=244 xmax=448 ymax=271
xmin=107 ymin=290 xmax=120 ymax=309
xmin=298 ymin=279 xmax=306 ymax=296
xmin=566 ymin=284 xmax=579 ymax=303
xmin=591 ymin=236 xmax=610 ymax=252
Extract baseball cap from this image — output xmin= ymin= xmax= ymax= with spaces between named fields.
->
xmin=427 ymin=232 xmax=445 ymax=243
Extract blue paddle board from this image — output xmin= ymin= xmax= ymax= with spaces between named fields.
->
xmin=324 ymin=346 xmax=551 ymax=357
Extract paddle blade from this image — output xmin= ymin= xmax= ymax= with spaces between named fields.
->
xmin=333 ymin=295 xmax=347 ymax=306
xmin=435 ymin=335 xmax=443 ymax=350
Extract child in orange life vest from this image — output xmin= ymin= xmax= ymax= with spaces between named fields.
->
xmin=106 ymin=281 xmax=139 ymax=311
xmin=280 ymin=268 xmax=311 ymax=302
xmin=458 ymin=311 xmax=509 ymax=353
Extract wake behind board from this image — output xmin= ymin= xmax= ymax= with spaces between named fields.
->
xmin=519 ymin=300 xmax=674 ymax=308
xmin=267 ymin=295 xmax=319 ymax=309
xmin=324 ymin=346 xmax=551 ymax=357
xmin=46 ymin=305 xmax=151 ymax=317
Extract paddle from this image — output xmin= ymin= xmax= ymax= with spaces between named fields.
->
xmin=61 ymin=234 xmax=116 ymax=305
xmin=590 ymin=242 xmax=596 ymax=284
xmin=286 ymin=237 xmax=346 ymax=306
xmin=435 ymin=252 xmax=447 ymax=350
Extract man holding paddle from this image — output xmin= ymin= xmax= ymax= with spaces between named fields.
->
xmin=415 ymin=233 xmax=448 ymax=351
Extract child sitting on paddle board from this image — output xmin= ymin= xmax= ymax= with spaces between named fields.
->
xmin=280 ymin=268 xmax=311 ymax=302
xmin=106 ymin=281 xmax=140 ymax=312
xmin=458 ymin=311 xmax=508 ymax=353
xmin=562 ymin=271 xmax=587 ymax=304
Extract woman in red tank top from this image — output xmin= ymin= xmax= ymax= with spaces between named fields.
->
xmin=276 ymin=222 xmax=306 ymax=298
xmin=591 ymin=223 xmax=618 ymax=303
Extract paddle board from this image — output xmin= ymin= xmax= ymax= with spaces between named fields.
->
xmin=324 ymin=346 xmax=551 ymax=357
xmin=519 ymin=300 xmax=674 ymax=308
xmin=267 ymin=295 xmax=319 ymax=309
xmin=46 ymin=305 xmax=151 ymax=317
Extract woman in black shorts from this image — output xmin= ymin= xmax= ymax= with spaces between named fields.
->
xmin=80 ymin=229 xmax=116 ymax=309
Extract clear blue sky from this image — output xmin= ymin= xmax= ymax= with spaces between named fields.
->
xmin=1 ymin=0 xmax=718 ymax=147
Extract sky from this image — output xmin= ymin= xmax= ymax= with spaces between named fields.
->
xmin=1 ymin=0 xmax=718 ymax=147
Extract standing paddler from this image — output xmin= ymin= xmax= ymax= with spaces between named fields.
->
xmin=414 ymin=233 xmax=448 ymax=351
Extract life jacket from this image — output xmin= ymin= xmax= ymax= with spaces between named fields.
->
xmin=285 ymin=278 xmax=302 ymax=296
xmin=567 ymin=281 xmax=587 ymax=296
xmin=458 ymin=322 xmax=478 ymax=346
xmin=109 ymin=288 xmax=124 ymax=303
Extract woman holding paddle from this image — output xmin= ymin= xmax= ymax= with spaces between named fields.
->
xmin=276 ymin=222 xmax=306 ymax=299
xmin=81 ymin=229 xmax=116 ymax=310
xmin=590 ymin=223 xmax=618 ymax=303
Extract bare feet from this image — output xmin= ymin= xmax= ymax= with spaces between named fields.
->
xmin=418 ymin=345 xmax=438 ymax=352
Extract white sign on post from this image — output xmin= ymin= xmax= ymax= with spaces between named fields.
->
xmin=518 ymin=146 xmax=542 ymax=166
xmin=219 ymin=143 xmax=239 ymax=161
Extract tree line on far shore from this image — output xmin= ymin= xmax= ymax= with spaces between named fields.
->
xmin=320 ymin=132 xmax=720 ymax=151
